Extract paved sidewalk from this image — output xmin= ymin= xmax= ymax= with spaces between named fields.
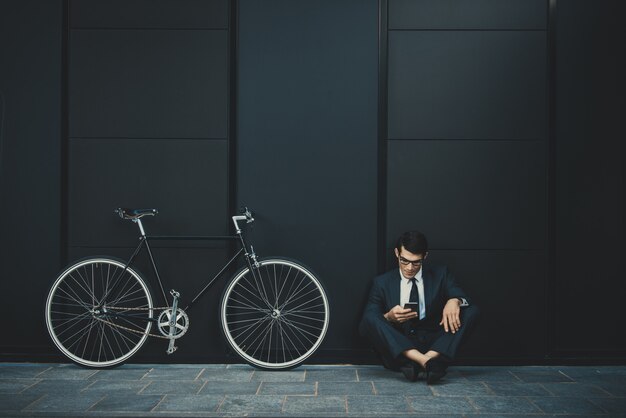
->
xmin=0 ymin=363 xmax=625 ymax=416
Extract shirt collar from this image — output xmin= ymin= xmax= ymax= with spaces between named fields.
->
xmin=398 ymin=267 xmax=423 ymax=283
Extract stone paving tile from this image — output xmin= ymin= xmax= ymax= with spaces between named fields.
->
xmin=251 ymin=370 xmax=305 ymax=382
xmin=25 ymin=392 xmax=104 ymax=412
xmin=0 ymin=364 xmax=52 ymax=379
xmin=510 ymin=369 xmax=574 ymax=383
xmin=83 ymin=379 xmax=151 ymax=393
xmin=530 ymin=396 xmax=607 ymax=415
xmin=258 ymin=381 xmax=316 ymax=395
xmin=200 ymin=381 xmax=261 ymax=395
xmin=22 ymin=378 xmax=93 ymax=393
xmin=154 ymin=394 xmax=224 ymax=412
xmin=89 ymin=393 xmax=163 ymax=412
xmin=305 ymin=368 xmax=358 ymax=382
xmin=36 ymin=365 xmax=98 ymax=380
xmin=373 ymin=379 xmax=433 ymax=396
xmin=201 ymin=368 xmax=255 ymax=382
xmin=284 ymin=395 xmax=347 ymax=415
xmin=143 ymin=367 xmax=204 ymax=380
xmin=89 ymin=367 xmax=152 ymax=380
xmin=0 ymin=393 xmax=43 ymax=412
xmin=555 ymin=366 xmax=607 ymax=378
xmin=540 ymin=381 xmax=612 ymax=397
xmin=0 ymin=378 xmax=39 ymax=394
xmin=469 ymin=396 xmax=542 ymax=414
xmin=218 ymin=394 xmax=284 ymax=415
xmin=580 ymin=374 xmax=626 ymax=396
xmin=141 ymin=379 xmax=205 ymax=394
xmin=318 ymin=381 xmax=375 ymax=395
xmin=456 ymin=367 xmax=520 ymax=382
xmin=347 ymin=395 xmax=410 ymax=415
xmin=430 ymin=381 xmax=494 ymax=397
xmin=588 ymin=397 xmax=626 ymax=414
xmin=225 ymin=363 xmax=256 ymax=370
xmin=302 ymin=364 xmax=355 ymax=369
xmin=595 ymin=381 xmax=626 ymax=396
xmin=593 ymin=366 xmax=626 ymax=375
xmin=141 ymin=363 xmax=220 ymax=369
xmin=485 ymin=382 xmax=552 ymax=396
xmin=356 ymin=367 xmax=404 ymax=382
xmin=407 ymin=395 xmax=476 ymax=414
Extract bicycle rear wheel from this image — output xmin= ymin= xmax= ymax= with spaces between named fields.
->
xmin=45 ymin=258 xmax=153 ymax=368
xmin=220 ymin=258 xmax=330 ymax=370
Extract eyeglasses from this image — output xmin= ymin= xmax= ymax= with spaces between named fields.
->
xmin=398 ymin=256 xmax=424 ymax=267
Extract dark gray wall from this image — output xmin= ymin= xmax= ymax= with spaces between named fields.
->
xmin=1 ymin=0 xmax=624 ymax=364
xmin=236 ymin=0 xmax=379 ymax=361
xmin=0 ymin=0 xmax=63 ymax=358
xmin=385 ymin=0 xmax=548 ymax=361
xmin=554 ymin=0 xmax=625 ymax=357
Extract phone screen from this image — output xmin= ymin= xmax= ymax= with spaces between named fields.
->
xmin=403 ymin=303 xmax=418 ymax=312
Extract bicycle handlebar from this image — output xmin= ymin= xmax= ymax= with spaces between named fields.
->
xmin=232 ymin=207 xmax=254 ymax=233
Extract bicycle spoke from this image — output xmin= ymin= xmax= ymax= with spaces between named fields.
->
xmin=221 ymin=259 xmax=329 ymax=369
xmin=46 ymin=259 xmax=152 ymax=367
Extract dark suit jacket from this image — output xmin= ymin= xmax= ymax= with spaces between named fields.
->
xmin=362 ymin=264 xmax=469 ymax=330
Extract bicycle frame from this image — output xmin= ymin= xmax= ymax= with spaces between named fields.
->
xmin=46 ymin=208 xmax=330 ymax=368
xmin=100 ymin=213 xmax=259 ymax=318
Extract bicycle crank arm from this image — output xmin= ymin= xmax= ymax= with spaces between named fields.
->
xmin=166 ymin=289 xmax=180 ymax=354
xmin=166 ymin=339 xmax=177 ymax=354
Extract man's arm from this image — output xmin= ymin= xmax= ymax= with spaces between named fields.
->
xmin=363 ymin=278 xmax=387 ymax=318
xmin=439 ymin=267 xmax=470 ymax=333
xmin=362 ymin=277 xmax=416 ymax=324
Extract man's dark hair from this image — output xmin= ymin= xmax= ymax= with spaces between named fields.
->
xmin=396 ymin=231 xmax=428 ymax=255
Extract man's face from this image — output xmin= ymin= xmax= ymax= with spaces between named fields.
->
xmin=395 ymin=246 xmax=426 ymax=279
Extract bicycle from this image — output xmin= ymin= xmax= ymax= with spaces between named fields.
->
xmin=45 ymin=207 xmax=330 ymax=370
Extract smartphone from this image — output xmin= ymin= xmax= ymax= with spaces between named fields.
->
xmin=403 ymin=302 xmax=418 ymax=312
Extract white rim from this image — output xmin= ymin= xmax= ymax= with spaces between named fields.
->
xmin=221 ymin=259 xmax=329 ymax=369
xmin=45 ymin=258 xmax=153 ymax=367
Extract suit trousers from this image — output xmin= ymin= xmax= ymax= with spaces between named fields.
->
xmin=359 ymin=305 xmax=479 ymax=371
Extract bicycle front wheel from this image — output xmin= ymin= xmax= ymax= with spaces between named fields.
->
xmin=45 ymin=258 xmax=153 ymax=368
xmin=220 ymin=258 xmax=330 ymax=370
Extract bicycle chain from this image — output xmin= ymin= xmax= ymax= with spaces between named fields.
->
xmin=93 ymin=306 xmax=188 ymax=340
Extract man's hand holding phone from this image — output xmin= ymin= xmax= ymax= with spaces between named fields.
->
xmin=385 ymin=304 xmax=418 ymax=323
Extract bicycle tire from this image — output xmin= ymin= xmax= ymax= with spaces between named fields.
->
xmin=45 ymin=257 xmax=153 ymax=368
xmin=220 ymin=258 xmax=330 ymax=370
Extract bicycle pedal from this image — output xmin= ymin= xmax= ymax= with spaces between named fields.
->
xmin=166 ymin=345 xmax=178 ymax=355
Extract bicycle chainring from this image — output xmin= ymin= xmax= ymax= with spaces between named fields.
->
xmin=157 ymin=308 xmax=189 ymax=339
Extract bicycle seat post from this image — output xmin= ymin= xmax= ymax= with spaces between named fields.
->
xmin=133 ymin=218 xmax=147 ymax=237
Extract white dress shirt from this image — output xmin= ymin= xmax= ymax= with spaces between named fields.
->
xmin=399 ymin=269 xmax=426 ymax=320
xmin=399 ymin=268 xmax=469 ymax=321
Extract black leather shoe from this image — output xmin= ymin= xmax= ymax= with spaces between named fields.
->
xmin=425 ymin=358 xmax=447 ymax=384
xmin=400 ymin=362 xmax=423 ymax=382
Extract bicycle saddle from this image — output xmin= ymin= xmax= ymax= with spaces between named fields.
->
xmin=115 ymin=208 xmax=158 ymax=220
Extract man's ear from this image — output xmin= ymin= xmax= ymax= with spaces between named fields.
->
xmin=394 ymin=248 xmax=399 ymax=258
xmin=424 ymin=252 xmax=429 ymax=259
